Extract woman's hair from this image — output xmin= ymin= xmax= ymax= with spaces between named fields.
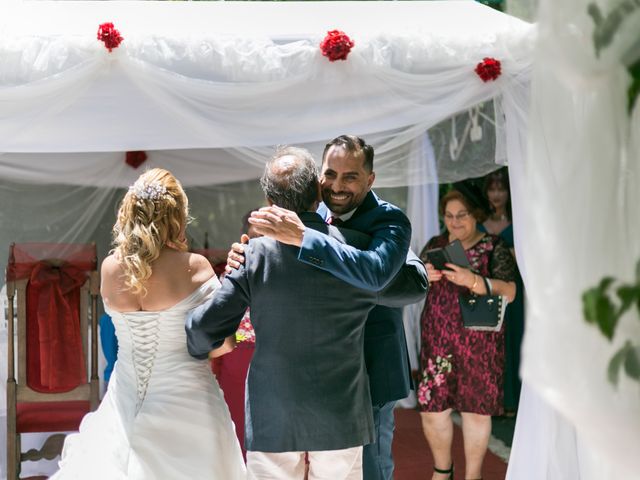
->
xmin=113 ymin=168 xmax=189 ymax=295
xmin=439 ymin=189 xmax=488 ymax=223
xmin=482 ymin=167 xmax=512 ymax=220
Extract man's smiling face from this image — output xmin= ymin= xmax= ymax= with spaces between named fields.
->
xmin=320 ymin=145 xmax=375 ymax=215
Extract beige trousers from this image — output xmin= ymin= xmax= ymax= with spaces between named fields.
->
xmin=247 ymin=446 xmax=363 ymax=480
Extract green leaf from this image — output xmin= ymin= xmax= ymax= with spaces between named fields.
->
xmin=623 ymin=344 xmax=640 ymax=380
xmin=628 ymin=75 xmax=640 ymax=114
xmin=629 ymin=59 xmax=640 ymax=115
xmin=616 ymin=285 xmax=640 ymax=316
xmin=582 ymin=277 xmax=618 ymax=340
xmin=608 ymin=344 xmax=627 ymax=385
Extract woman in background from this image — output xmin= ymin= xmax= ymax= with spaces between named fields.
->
xmin=482 ymin=168 xmax=525 ymax=415
xmin=418 ymin=187 xmax=516 ymax=480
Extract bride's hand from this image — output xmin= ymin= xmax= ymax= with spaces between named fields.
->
xmin=208 ymin=335 xmax=237 ymax=359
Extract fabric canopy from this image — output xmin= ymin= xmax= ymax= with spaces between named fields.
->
xmin=0 ymin=0 xmax=533 ymax=187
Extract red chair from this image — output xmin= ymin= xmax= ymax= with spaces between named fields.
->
xmin=5 ymin=242 xmax=100 ymax=479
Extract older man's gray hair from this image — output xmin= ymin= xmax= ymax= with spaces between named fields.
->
xmin=260 ymin=146 xmax=319 ymax=213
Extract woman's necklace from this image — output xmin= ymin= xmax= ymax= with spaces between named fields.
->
xmin=460 ymin=230 xmax=485 ymax=250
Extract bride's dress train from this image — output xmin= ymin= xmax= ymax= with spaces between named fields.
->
xmin=51 ymin=278 xmax=246 ymax=479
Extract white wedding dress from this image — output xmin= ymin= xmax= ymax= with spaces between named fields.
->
xmin=51 ymin=278 xmax=246 ymax=480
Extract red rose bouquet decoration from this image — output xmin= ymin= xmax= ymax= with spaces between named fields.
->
xmin=97 ymin=22 xmax=123 ymax=52
xmin=475 ymin=57 xmax=502 ymax=82
xmin=320 ymin=30 xmax=355 ymax=62
xmin=125 ymin=151 xmax=147 ymax=169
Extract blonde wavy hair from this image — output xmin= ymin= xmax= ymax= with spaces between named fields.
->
xmin=113 ymin=168 xmax=189 ymax=296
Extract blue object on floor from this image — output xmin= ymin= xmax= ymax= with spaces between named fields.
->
xmin=99 ymin=313 xmax=118 ymax=383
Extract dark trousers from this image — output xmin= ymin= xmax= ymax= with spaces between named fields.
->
xmin=363 ymin=401 xmax=396 ymax=480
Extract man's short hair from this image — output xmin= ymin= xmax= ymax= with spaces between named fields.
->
xmin=260 ymin=146 xmax=319 ymax=213
xmin=322 ymin=135 xmax=374 ymax=172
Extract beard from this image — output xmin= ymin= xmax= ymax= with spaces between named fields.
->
xmin=322 ymin=188 xmax=363 ymax=214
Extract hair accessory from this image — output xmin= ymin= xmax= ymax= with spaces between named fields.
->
xmin=128 ymin=180 xmax=167 ymax=201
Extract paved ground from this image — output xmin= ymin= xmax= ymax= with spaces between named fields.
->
xmin=393 ymin=408 xmax=513 ymax=480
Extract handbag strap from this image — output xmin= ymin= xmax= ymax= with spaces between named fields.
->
xmin=481 ymin=276 xmax=493 ymax=295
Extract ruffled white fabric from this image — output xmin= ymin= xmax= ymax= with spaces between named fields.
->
xmin=506 ymin=0 xmax=640 ymax=477
xmin=0 ymin=1 xmax=533 ymax=175
xmin=50 ymin=278 xmax=246 ymax=480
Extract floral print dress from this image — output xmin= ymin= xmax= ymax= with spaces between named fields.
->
xmin=417 ymin=233 xmax=516 ymax=415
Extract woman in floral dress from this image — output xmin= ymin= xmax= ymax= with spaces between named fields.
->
xmin=418 ymin=188 xmax=516 ymax=480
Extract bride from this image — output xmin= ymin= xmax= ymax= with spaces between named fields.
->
xmin=51 ymin=168 xmax=246 ymax=479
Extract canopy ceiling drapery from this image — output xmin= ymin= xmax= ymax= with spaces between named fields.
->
xmin=0 ymin=0 xmax=533 ymax=186
xmin=0 ymin=0 xmax=535 ymax=291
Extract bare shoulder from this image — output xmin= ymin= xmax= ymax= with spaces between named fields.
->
xmin=101 ymin=254 xmax=124 ymax=281
xmin=100 ymin=254 xmax=135 ymax=309
xmin=187 ymin=252 xmax=215 ymax=284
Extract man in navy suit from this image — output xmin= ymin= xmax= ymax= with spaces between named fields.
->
xmin=246 ymin=135 xmax=417 ymax=480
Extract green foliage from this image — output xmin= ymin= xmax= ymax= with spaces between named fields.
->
xmin=583 ymin=260 xmax=640 ymax=386
xmin=627 ymin=58 xmax=640 ymax=114
xmin=588 ymin=1 xmax=640 ymax=57
xmin=608 ymin=341 xmax=640 ymax=384
xmin=587 ymin=1 xmax=640 ymax=113
xmin=583 ymin=277 xmax=617 ymax=339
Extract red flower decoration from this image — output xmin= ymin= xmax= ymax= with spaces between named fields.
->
xmin=97 ymin=22 xmax=123 ymax=52
xmin=125 ymin=151 xmax=147 ymax=169
xmin=320 ymin=30 xmax=355 ymax=62
xmin=475 ymin=57 xmax=502 ymax=82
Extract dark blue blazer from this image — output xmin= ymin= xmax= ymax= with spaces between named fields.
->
xmin=299 ymin=191 xmax=424 ymax=404
xmin=186 ymin=212 xmax=425 ymax=452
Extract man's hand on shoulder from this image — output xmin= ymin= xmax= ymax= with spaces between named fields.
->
xmin=225 ymin=234 xmax=250 ymax=275
xmin=248 ymin=205 xmax=305 ymax=247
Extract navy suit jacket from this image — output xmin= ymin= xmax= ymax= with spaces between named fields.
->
xmin=299 ymin=191 xmax=425 ymax=404
xmin=186 ymin=212 xmax=424 ymax=452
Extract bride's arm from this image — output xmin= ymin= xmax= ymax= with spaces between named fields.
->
xmin=186 ymin=266 xmax=250 ymax=360
xmin=208 ymin=335 xmax=237 ymax=359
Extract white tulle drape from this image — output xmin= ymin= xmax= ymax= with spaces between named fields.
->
xmin=0 ymin=1 xmax=532 ymax=152
xmin=0 ymin=0 xmax=535 ymax=263
xmin=506 ymin=0 xmax=640 ymax=477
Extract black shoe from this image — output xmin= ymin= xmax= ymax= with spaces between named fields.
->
xmin=434 ymin=464 xmax=453 ymax=480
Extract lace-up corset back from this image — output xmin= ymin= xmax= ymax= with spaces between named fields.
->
xmin=51 ymin=276 xmax=248 ymax=480
xmin=104 ymin=278 xmax=221 ymax=413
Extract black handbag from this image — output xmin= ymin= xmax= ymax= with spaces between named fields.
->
xmin=458 ymin=276 xmax=507 ymax=331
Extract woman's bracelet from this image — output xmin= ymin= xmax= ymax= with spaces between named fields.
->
xmin=470 ymin=274 xmax=478 ymax=292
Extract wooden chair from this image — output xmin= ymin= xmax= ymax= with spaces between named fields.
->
xmin=5 ymin=242 xmax=100 ymax=479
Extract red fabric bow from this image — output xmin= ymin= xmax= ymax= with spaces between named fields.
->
xmin=320 ymin=30 xmax=355 ymax=62
xmin=97 ymin=22 xmax=124 ymax=52
xmin=475 ymin=57 xmax=502 ymax=82
xmin=27 ymin=262 xmax=88 ymax=393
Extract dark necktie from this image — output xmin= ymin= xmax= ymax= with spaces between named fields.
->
xmin=327 ymin=216 xmax=344 ymax=226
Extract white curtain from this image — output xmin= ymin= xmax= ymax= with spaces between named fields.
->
xmin=507 ymin=0 xmax=640 ymax=477
xmin=398 ymin=133 xmax=440 ymax=408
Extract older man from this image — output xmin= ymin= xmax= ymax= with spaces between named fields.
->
xmin=247 ymin=135 xmax=420 ymax=480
